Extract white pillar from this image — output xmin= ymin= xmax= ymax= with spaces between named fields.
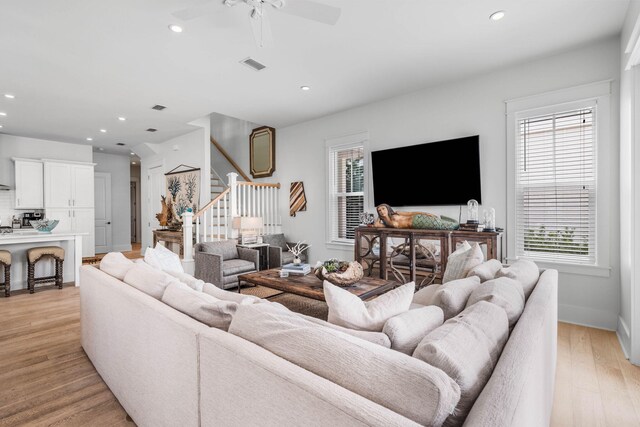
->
xmin=227 ymin=172 xmax=239 ymax=238
xmin=182 ymin=211 xmax=195 ymax=274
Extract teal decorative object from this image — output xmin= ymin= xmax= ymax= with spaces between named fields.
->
xmin=30 ymin=219 xmax=59 ymax=233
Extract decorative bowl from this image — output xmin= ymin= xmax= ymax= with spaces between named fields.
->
xmin=30 ymin=219 xmax=59 ymax=233
xmin=314 ymin=260 xmax=364 ymax=287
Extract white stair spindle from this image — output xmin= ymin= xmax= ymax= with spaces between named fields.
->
xmin=216 ymin=201 xmax=221 ymax=241
xmin=195 ymin=216 xmax=200 ymax=244
xmin=203 ymin=211 xmax=208 ymax=243
xmin=224 ymin=194 xmax=228 ymax=239
xmin=209 ymin=206 xmax=214 ymax=241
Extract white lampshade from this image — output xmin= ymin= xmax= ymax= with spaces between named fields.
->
xmin=232 ymin=216 xmax=263 ymax=230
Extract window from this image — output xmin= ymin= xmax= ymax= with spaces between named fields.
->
xmin=515 ymin=104 xmax=597 ymax=265
xmin=327 ymin=137 xmax=366 ymax=244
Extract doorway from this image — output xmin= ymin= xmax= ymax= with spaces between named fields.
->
xmin=94 ymin=172 xmax=112 ymax=254
xmin=147 ymin=165 xmax=164 ymax=250
xmin=130 ymin=181 xmax=138 ymax=242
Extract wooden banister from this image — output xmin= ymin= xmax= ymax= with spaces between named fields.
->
xmin=194 ymin=188 xmax=230 ymax=218
xmin=237 ymin=181 xmax=281 ymax=189
xmin=210 ymin=136 xmax=252 ymax=183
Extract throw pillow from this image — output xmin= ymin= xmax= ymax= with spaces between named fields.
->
xmin=412 ymin=284 xmax=441 ymax=306
xmin=122 ymin=263 xmax=179 ymax=299
xmin=413 ymin=301 xmax=509 ymax=426
xmin=496 ymin=259 xmax=540 ymax=299
xmin=324 ymin=281 xmax=415 ymax=332
xmin=165 ymin=270 xmax=205 ymax=292
xmin=466 ymin=277 xmax=525 ymax=328
xmin=144 ymin=243 xmax=184 ymax=273
xmin=467 ymin=259 xmax=503 ymax=282
xmin=435 ymin=275 xmax=481 ymax=320
xmin=99 ymin=252 xmax=134 ymax=280
xmin=443 ymin=241 xmax=484 ymax=283
xmin=382 ymin=305 xmax=444 ymax=354
xmin=229 ymin=303 xmax=461 ymax=426
xmin=162 ymin=282 xmax=238 ymax=330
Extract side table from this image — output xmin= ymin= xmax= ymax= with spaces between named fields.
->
xmin=237 ymin=243 xmax=270 ymax=271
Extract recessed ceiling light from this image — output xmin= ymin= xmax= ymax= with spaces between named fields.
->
xmin=169 ymin=24 xmax=183 ymax=33
xmin=118 ymin=117 xmax=126 ymax=121
xmin=98 ymin=147 xmax=104 ymax=151
xmin=100 ymin=129 xmax=107 ymax=133
xmin=86 ymin=137 xmax=93 ymax=141
xmin=0 ymin=112 xmax=6 ymax=116
xmin=130 ymin=152 xmax=135 ymax=156
xmin=300 ymin=86 xmax=310 ymax=91
xmin=0 ymin=125 xmax=3 ymax=129
xmin=4 ymin=94 xmax=15 ymax=99
xmin=490 ymin=10 xmax=505 ymax=21
xmin=132 ymin=161 xmax=137 ymax=165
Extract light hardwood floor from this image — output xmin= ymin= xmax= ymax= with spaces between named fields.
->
xmin=2 ymin=287 xmax=640 ymax=426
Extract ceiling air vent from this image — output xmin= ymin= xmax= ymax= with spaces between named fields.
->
xmin=116 ymin=142 xmax=125 ymax=146
xmin=240 ymin=57 xmax=266 ymax=71
xmin=146 ymin=128 xmax=158 ymax=132
xmin=152 ymin=104 xmax=166 ymax=111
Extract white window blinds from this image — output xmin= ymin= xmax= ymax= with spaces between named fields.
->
xmin=515 ymin=104 xmax=597 ymax=265
xmin=328 ymin=144 xmax=364 ymax=242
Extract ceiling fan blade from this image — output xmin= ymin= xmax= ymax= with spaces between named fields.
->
xmin=249 ymin=11 xmax=275 ymax=48
xmin=275 ymin=0 xmax=341 ymax=25
xmin=172 ymin=1 xmax=219 ymax=21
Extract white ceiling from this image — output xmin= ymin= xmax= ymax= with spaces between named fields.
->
xmin=0 ymin=0 xmax=630 ymax=154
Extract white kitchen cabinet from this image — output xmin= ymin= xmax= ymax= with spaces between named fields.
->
xmin=45 ymin=208 xmax=95 ymax=257
xmin=72 ymin=165 xmax=95 ymax=208
xmin=44 ymin=162 xmax=73 ymax=208
xmin=13 ymin=159 xmax=44 ymax=209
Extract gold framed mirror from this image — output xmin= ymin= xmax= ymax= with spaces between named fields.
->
xmin=250 ymin=126 xmax=276 ymax=178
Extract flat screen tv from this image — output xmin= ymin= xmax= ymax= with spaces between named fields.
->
xmin=371 ymin=135 xmax=481 ymax=207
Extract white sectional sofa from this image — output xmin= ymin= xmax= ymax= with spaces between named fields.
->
xmin=80 ymin=264 xmax=558 ymax=427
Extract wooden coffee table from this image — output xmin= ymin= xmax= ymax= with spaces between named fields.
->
xmin=238 ymin=268 xmax=398 ymax=301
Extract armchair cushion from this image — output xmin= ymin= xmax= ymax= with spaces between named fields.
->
xmin=262 ymin=233 xmax=287 ymax=249
xmin=222 ymin=259 xmax=256 ymax=277
xmin=197 ymin=240 xmax=239 ymax=260
xmin=281 ymin=251 xmax=295 ymax=265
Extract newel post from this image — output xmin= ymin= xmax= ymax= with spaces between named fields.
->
xmin=182 ymin=211 xmax=195 ymax=274
xmin=227 ymin=172 xmax=239 ymax=238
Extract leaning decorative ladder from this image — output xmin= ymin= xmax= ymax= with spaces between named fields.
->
xmin=180 ymin=172 xmax=281 ymax=268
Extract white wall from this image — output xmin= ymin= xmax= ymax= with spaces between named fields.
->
xmin=138 ymin=125 xmax=210 ymax=252
xmin=259 ymin=37 xmax=620 ymax=330
xmin=0 ymin=134 xmax=93 ymax=225
xmin=619 ymin=1 xmax=640 ymax=361
xmin=94 ymin=152 xmax=132 ymax=252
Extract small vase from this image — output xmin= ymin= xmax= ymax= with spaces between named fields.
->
xmin=293 ymin=257 xmax=302 ymax=265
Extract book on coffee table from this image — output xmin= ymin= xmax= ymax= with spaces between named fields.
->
xmin=282 ymin=263 xmax=311 ymax=275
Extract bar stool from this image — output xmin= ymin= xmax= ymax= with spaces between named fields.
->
xmin=0 ymin=250 xmax=10 ymax=297
xmin=27 ymin=246 xmax=64 ymax=294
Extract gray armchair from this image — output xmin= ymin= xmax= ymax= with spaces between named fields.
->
xmin=194 ymin=240 xmax=259 ymax=290
xmin=262 ymin=233 xmax=308 ymax=268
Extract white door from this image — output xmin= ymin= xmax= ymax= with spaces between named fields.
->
xmin=72 ymin=165 xmax=95 ymax=208
xmin=148 ymin=166 xmax=164 ymax=248
xmin=15 ymin=160 xmax=43 ymax=209
xmin=74 ymin=208 xmax=95 ymax=257
xmin=45 ymin=208 xmax=73 ymax=233
xmin=94 ymin=172 xmax=112 ymax=254
xmin=44 ymin=162 xmax=72 ymax=208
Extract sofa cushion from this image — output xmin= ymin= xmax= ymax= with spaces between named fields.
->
xmin=263 ymin=233 xmax=287 ymax=249
xmin=202 ymin=282 xmax=262 ymax=305
xmin=324 ymin=281 xmax=415 ymax=332
xmin=122 ymin=263 xmax=178 ymax=299
xmin=229 ymin=303 xmax=461 ymax=426
xmin=466 ymin=277 xmax=525 ymax=328
xmin=412 ymin=284 xmax=440 ymax=306
xmin=99 ymin=252 xmax=135 ymax=280
xmin=443 ymin=241 xmax=484 ymax=283
xmin=496 ymin=259 xmax=539 ymax=299
xmin=436 ymin=276 xmax=481 ymax=320
xmin=413 ymin=301 xmax=509 ymax=426
xmin=162 ymin=282 xmax=238 ymax=330
xmin=382 ymin=305 xmax=444 ymax=355
xmin=222 ymin=259 xmax=256 ymax=276
xmin=144 ymin=243 xmax=184 ymax=273
xmin=467 ymin=259 xmax=502 ymax=282
xmin=165 ymin=270 xmax=205 ymax=292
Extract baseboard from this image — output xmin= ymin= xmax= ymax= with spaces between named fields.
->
xmin=111 ymin=244 xmax=133 ymax=253
xmin=558 ymin=303 xmax=618 ymax=331
xmin=617 ymin=316 xmax=631 ymax=359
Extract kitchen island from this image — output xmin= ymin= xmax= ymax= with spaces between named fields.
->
xmin=0 ymin=231 xmax=84 ymax=292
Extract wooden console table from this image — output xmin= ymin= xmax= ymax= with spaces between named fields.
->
xmin=354 ymin=226 xmax=502 ymax=288
xmin=152 ymin=229 xmax=184 ymax=256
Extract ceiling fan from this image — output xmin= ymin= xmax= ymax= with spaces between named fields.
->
xmin=172 ymin=0 xmax=342 ymax=48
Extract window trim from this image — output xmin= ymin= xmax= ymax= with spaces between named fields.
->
xmin=505 ymin=81 xmax=612 ymax=277
xmin=325 ymin=131 xmax=369 ymax=248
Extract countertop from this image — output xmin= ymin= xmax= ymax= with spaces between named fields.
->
xmin=0 ymin=231 xmax=86 ymax=245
